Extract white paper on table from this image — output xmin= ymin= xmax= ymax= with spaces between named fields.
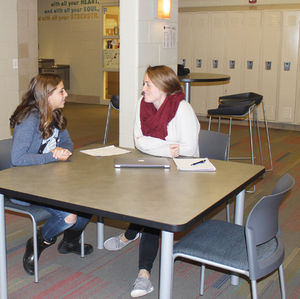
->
xmin=80 ymin=145 xmax=131 ymax=157
xmin=173 ymin=158 xmax=216 ymax=172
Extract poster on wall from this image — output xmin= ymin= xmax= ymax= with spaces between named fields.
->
xmin=163 ymin=25 xmax=176 ymax=49
xmin=38 ymin=0 xmax=100 ymax=21
xmin=103 ymin=49 xmax=119 ymax=69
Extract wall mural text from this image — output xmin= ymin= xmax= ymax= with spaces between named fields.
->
xmin=39 ymin=0 xmax=100 ymax=21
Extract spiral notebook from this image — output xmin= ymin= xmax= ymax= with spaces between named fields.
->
xmin=173 ymin=158 xmax=216 ymax=172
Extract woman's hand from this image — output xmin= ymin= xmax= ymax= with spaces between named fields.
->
xmin=170 ymin=144 xmax=180 ymax=158
xmin=51 ymin=147 xmax=72 ymax=161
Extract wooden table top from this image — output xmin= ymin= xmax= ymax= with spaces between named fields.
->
xmin=0 ymin=148 xmax=264 ymax=232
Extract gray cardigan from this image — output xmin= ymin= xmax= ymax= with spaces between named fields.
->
xmin=11 ymin=112 xmax=73 ymax=166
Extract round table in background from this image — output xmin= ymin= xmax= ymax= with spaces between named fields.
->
xmin=178 ymin=73 xmax=230 ymax=103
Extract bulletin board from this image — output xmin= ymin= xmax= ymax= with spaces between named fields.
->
xmin=103 ymin=49 xmax=119 ymax=68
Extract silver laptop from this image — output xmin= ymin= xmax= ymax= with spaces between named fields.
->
xmin=114 ymin=157 xmax=170 ymax=169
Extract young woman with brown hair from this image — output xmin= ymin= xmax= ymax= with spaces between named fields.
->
xmin=10 ymin=74 xmax=93 ymax=276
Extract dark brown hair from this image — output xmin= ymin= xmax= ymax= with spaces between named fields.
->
xmin=145 ymin=65 xmax=183 ymax=95
xmin=10 ymin=74 xmax=67 ymax=139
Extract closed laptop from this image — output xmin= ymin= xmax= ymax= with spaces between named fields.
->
xmin=114 ymin=157 xmax=170 ymax=169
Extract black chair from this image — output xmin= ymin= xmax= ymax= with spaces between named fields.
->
xmin=0 ymin=138 xmax=85 ymax=282
xmin=173 ymin=173 xmax=294 ymax=298
xmin=103 ymin=95 xmax=119 ymax=144
xmin=208 ymin=92 xmax=272 ymax=172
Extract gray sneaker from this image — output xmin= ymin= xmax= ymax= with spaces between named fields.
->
xmin=130 ymin=276 xmax=154 ymax=297
xmin=104 ymin=233 xmax=140 ymax=251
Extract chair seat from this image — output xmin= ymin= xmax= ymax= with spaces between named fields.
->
xmin=173 ymin=219 xmax=278 ymax=271
xmin=111 ymin=95 xmax=119 ymax=109
xmin=208 ymin=102 xmax=255 ymax=117
xmin=4 ymin=198 xmax=51 ymax=223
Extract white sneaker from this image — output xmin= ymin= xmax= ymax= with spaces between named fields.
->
xmin=104 ymin=233 xmax=140 ymax=251
xmin=131 ymin=276 xmax=154 ymax=297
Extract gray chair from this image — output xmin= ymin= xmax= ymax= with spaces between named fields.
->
xmin=199 ymin=130 xmax=229 ymax=161
xmin=103 ymin=95 xmax=119 ymax=144
xmin=173 ymin=173 xmax=294 ymax=299
xmin=199 ymin=130 xmax=231 ymax=221
xmin=0 ymin=138 xmax=84 ymax=283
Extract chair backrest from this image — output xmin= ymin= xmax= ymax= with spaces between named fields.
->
xmin=111 ymin=95 xmax=119 ymax=110
xmin=199 ymin=130 xmax=229 ymax=160
xmin=0 ymin=138 xmax=12 ymax=171
xmin=245 ymin=173 xmax=294 ymax=280
xmin=219 ymin=92 xmax=263 ymax=105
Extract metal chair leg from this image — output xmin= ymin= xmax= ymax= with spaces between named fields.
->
xmin=80 ymin=231 xmax=85 ymax=258
xmin=226 ymin=203 xmax=230 ymax=222
xmin=103 ymin=102 xmax=112 ymax=144
xmin=200 ymin=265 xmax=205 ymax=295
xmin=227 ymin=118 xmax=232 ymax=159
xmin=208 ymin=116 xmax=212 ymax=130
xmin=261 ymin=100 xmax=273 ymax=171
xmin=32 ymin=220 xmax=39 ymax=283
xmin=279 ymin=264 xmax=286 ymax=299
xmin=254 ymin=107 xmax=264 ymax=166
xmin=248 ymin=111 xmax=254 ymax=165
xmin=251 ymin=280 xmax=258 ymax=299
xmin=247 ymin=111 xmax=256 ymax=193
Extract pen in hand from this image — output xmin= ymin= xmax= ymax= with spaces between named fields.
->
xmin=191 ymin=159 xmax=206 ymax=166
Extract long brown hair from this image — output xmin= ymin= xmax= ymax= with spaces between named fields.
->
xmin=145 ymin=65 xmax=183 ymax=95
xmin=10 ymin=74 xmax=67 ymax=139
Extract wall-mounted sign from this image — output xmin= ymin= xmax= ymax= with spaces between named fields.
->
xmin=38 ymin=0 xmax=100 ymax=21
xmin=163 ymin=25 xmax=176 ymax=49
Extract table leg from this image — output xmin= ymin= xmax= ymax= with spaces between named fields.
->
xmin=159 ymin=231 xmax=174 ymax=299
xmin=0 ymin=194 xmax=8 ymax=299
xmin=184 ymin=82 xmax=191 ymax=103
xmin=231 ymin=189 xmax=245 ymax=285
xmin=97 ymin=216 xmax=104 ymax=249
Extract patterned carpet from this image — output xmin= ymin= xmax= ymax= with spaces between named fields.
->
xmin=5 ymin=103 xmax=300 ymax=298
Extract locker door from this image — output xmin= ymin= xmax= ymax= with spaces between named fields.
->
xmin=178 ymin=13 xmax=193 ymax=69
xmin=243 ymin=11 xmax=262 ymax=96
xmin=277 ymin=11 xmax=300 ymax=123
xmin=191 ymin=13 xmax=210 ymax=73
xmin=223 ymin=12 xmax=245 ymax=95
xmin=260 ymin=11 xmax=282 ymax=122
xmin=189 ymin=13 xmax=210 ymax=115
xmin=206 ymin=12 xmax=227 ymax=110
xmin=295 ymin=19 xmax=300 ymax=124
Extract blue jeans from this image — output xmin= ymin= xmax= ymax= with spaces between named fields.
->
xmin=41 ymin=206 xmax=90 ymax=242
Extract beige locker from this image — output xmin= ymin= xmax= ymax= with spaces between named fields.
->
xmin=178 ymin=13 xmax=193 ymax=70
xmin=277 ymin=11 xmax=300 ymax=123
xmin=223 ymin=12 xmax=245 ymax=95
xmin=206 ymin=13 xmax=227 ymax=111
xmin=190 ymin=13 xmax=210 ymax=72
xmin=242 ymin=12 xmax=262 ymax=96
xmin=296 ymin=21 xmax=300 ymax=125
xmin=189 ymin=13 xmax=210 ymax=115
xmin=260 ymin=11 xmax=282 ymax=122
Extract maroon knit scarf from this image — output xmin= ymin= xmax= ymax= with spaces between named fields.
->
xmin=140 ymin=91 xmax=185 ymax=140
